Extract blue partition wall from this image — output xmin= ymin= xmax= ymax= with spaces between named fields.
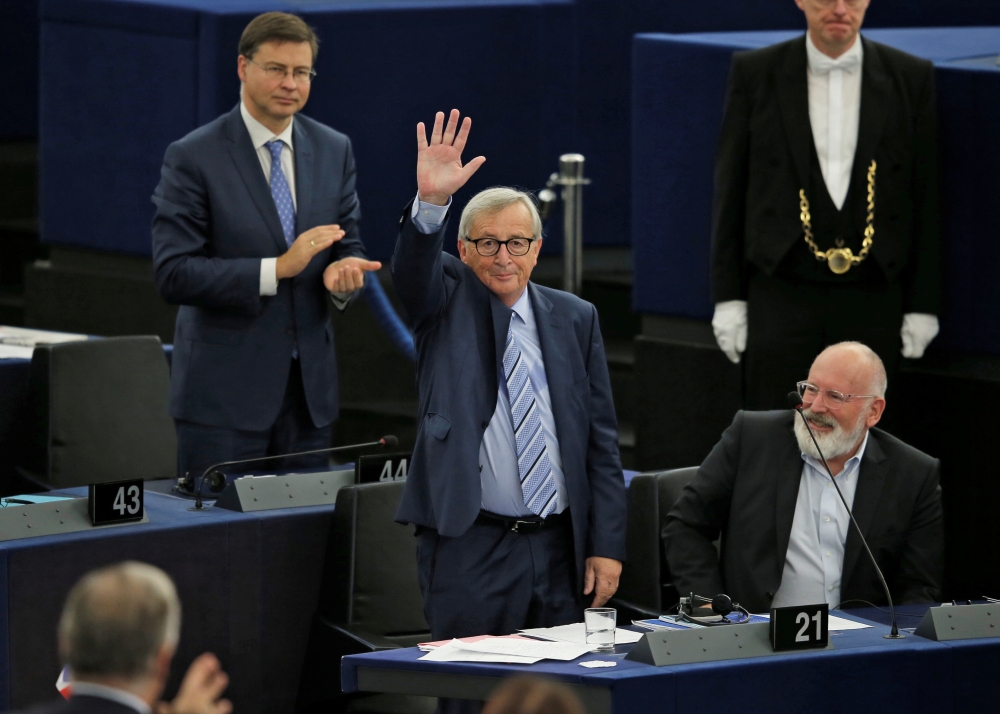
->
xmin=39 ymin=0 xmax=577 ymax=261
xmin=631 ymin=28 xmax=1000 ymax=355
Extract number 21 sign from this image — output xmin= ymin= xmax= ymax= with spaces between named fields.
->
xmin=769 ymin=603 xmax=829 ymax=651
xmin=88 ymin=478 xmax=144 ymax=525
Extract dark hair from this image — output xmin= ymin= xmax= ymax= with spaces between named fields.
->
xmin=238 ymin=12 xmax=319 ymax=63
xmin=483 ymin=677 xmax=585 ymax=714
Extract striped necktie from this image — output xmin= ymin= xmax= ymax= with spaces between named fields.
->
xmin=266 ymin=140 xmax=295 ymax=247
xmin=503 ymin=317 xmax=557 ymax=517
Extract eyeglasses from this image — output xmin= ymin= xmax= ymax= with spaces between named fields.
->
xmin=247 ymin=58 xmax=316 ymax=84
xmin=465 ymin=237 xmax=536 ymax=257
xmin=809 ymin=0 xmax=867 ymax=8
xmin=796 ymin=381 xmax=876 ymax=411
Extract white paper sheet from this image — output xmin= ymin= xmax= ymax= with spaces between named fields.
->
xmin=519 ymin=623 xmax=643 ymax=645
xmin=0 ymin=326 xmax=88 ymax=347
xmin=0 ymin=344 xmax=35 ymax=359
xmin=578 ymin=660 xmax=617 ymax=668
xmin=419 ymin=640 xmax=540 ymax=664
xmin=828 ymin=615 xmax=873 ymax=630
xmin=453 ymin=637 xmax=594 ymax=661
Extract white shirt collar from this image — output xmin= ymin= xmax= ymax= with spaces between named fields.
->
xmin=509 ymin=287 xmax=533 ymax=327
xmin=806 ymin=31 xmax=864 ymax=74
xmin=70 ymin=682 xmax=151 ymax=714
xmin=240 ymin=98 xmax=294 ymax=152
xmin=802 ymin=429 xmax=870 ymax=475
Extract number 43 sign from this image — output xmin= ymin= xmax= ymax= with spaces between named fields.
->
xmin=769 ymin=603 xmax=829 ymax=651
xmin=88 ymin=478 xmax=144 ymax=525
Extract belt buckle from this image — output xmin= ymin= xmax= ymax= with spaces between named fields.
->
xmin=512 ymin=520 xmax=541 ymax=534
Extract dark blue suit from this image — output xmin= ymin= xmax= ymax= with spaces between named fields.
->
xmin=151 ymin=105 xmax=366 ymax=446
xmin=392 ymin=209 xmax=626 ymax=641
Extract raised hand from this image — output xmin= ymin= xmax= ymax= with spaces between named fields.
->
xmin=324 ymin=256 xmax=383 ymax=294
xmin=159 ymin=652 xmax=232 ymax=714
xmin=416 ymin=109 xmax=486 ymax=206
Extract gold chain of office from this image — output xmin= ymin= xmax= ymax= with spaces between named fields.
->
xmin=798 ymin=159 xmax=876 ymax=275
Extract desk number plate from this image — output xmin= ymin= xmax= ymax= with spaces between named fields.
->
xmin=355 ymin=452 xmax=411 ymax=484
xmin=769 ymin=603 xmax=829 ymax=651
xmin=88 ymin=479 xmax=144 ymax=525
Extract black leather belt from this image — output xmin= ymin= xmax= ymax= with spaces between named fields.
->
xmin=476 ymin=509 xmax=570 ymax=534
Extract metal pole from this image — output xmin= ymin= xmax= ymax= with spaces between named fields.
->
xmin=559 ymin=154 xmax=586 ymax=295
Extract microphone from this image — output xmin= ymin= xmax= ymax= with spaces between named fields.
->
xmin=786 ymin=392 xmax=903 ymax=639
xmin=188 ymin=435 xmax=398 ymax=511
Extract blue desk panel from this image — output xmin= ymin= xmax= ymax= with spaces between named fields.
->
xmin=343 ymin=613 xmax=965 ymax=714
xmin=0 ymin=485 xmax=335 ymax=713
xmin=631 ymin=28 xmax=1000 ymax=355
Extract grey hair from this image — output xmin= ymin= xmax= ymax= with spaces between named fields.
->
xmin=824 ymin=341 xmax=888 ymax=397
xmin=458 ymin=187 xmax=542 ymax=242
xmin=58 ymin=561 xmax=181 ymax=680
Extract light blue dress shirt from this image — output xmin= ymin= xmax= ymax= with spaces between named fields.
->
xmin=771 ymin=431 xmax=868 ymax=609
xmin=410 ymin=196 xmax=566 ymax=516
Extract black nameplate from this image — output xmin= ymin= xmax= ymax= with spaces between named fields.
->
xmin=88 ymin=479 xmax=144 ymax=525
xmin=355 ymin=452 xmax=411 ymax=484
xmin=769 ymin=603 xmax=829 ymax=651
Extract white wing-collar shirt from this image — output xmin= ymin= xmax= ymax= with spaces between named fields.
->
xmin=806 ymin=33 xmax=864 ymax=210
xmin=771 ymin=430 xmax=869 ymax=609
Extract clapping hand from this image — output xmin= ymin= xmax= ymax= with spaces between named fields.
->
xmin=416 ymin=109 xmax=486 ymax=206
xmin=156 ymin=653 xmax=231 ymax=714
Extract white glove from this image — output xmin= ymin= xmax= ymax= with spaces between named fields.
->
xmin=712 ymin=300 xmax=748 ymax=364
xmin=900 ymin=313 xmax=939 ymax=359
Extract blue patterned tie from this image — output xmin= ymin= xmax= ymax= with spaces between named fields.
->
xmin=266 ymin=140 xmax=295 ymax=247
xmin=503 ymin=318 xmax=557 ymax=517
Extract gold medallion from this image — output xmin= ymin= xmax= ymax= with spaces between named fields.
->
xmin=798 ymin=161 xmax=877 ymax=276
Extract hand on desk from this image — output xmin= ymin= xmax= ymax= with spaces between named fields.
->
xmin=584 ymin=556 xmax=622 ymax=607
xmin=416 ymin=109 xmax=486 ymax=206
xmin=157 ymin=652 xmax=231 ymax=714
xmin=276 ymin=225 xmax=344 ymax=280
xmin=323 ymin=256 xmax=383 ymax=293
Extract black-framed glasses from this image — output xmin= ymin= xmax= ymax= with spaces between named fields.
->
xmin=796 ymin=381 xmax=876 ymax=411
xmin=247 ymin=58 xmax=316 ymax=84
xmin=465 ymin=236 xmax=536 ymax=257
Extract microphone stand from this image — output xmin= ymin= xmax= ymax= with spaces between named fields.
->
xmin=788 ymin=393 xmax=903 ymax=639
xmin=189 ymin=435 xmax=398 ymax=511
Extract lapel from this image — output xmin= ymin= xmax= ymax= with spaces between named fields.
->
xmin=841 ymin=431 xmax=888 ymax=589
xmin=223 ymin=104 xmax=290 ymax=253
xmin=774 ymin=416 xmax=808 ymax=574
xmin=850 ymin=37 xmax=891 ymax=204
xmin=292 ymin=118 xmax=314 ymax=236
xmin=488 ymin=291 xmax=512 ymax=394
xmin=776 ymin=36 xmax=813 ymax=190
xmin=527 ymin=284 xmax=573 ymax=464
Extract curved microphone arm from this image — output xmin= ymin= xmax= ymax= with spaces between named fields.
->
xmin=787 ymin=393 xmax=902 ymax=639
xmin=191 ymin=435 xmax=398 ymax=510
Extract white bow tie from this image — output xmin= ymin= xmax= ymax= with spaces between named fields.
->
xmin=811 ymin=51 xmax=861 ymax=76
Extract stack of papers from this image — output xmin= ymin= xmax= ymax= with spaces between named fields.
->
xmin=519 ymin=623 xmax=643 ymax=644
xmin=418 ymin=635 xmax=528 ymax=652
xmin=0 ymin=326 xmax=88 ymax=359
xmin=419 ymin=637 xmax=596 ymax=664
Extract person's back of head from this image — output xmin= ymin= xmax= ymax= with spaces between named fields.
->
xmin=59 ymin=561 xmax=181 ymax=687
xmin=483 ymin=676 xmax=585 ymax=714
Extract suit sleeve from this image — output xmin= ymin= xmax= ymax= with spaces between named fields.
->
xmin=390 ymin=207 xmax=450 ymax=333
xmin=902 ymin=62 xmax=942 ymax=315
xmin=583 ymin=305 xmax=627 ymax=562
xmin=712 ymin=55 xmax=752 ymax=304
xmin=151 ymin=141 xmax=262 ymax=315
xmin=895 ymin=457 xmax=944 ymax=603
xmin=329 ymin=137 xmax=367 ymax=263
xmin=662 ymin=411 xmax=745 ymax=598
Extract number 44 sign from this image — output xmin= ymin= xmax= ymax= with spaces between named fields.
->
xmin=769 ymin=603 xmax=829 ymax=652
xmin=88 ymin=478 xmax=144 ymax=526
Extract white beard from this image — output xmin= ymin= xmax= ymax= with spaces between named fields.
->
xmin=794 ymin=408 xmax=867 ymax=461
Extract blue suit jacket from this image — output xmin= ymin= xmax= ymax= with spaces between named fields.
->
xmin=391 ymin=210 xmax=627 ymax=583
xmin=151 ymin=104 xmax=366 ymax=431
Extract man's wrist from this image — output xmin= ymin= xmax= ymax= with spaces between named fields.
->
xmin=417 ymin=192 xmax=450 ymax=207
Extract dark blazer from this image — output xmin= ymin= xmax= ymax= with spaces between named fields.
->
xmin=391 ymin=210 xmax=627 ymax=584
xmin=21 ymin=694 xmax=137 ymax=714
xmin=712 ymin=35 xmax=941 ymax=313
xmin=151 ymin=104 xmax=366 ymax=431
xmin=663 ymin=410 xmax=943 ymax=614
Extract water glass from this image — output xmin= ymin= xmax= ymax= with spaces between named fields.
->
xmin=584 ymin=607 xmax=617 ymax=651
